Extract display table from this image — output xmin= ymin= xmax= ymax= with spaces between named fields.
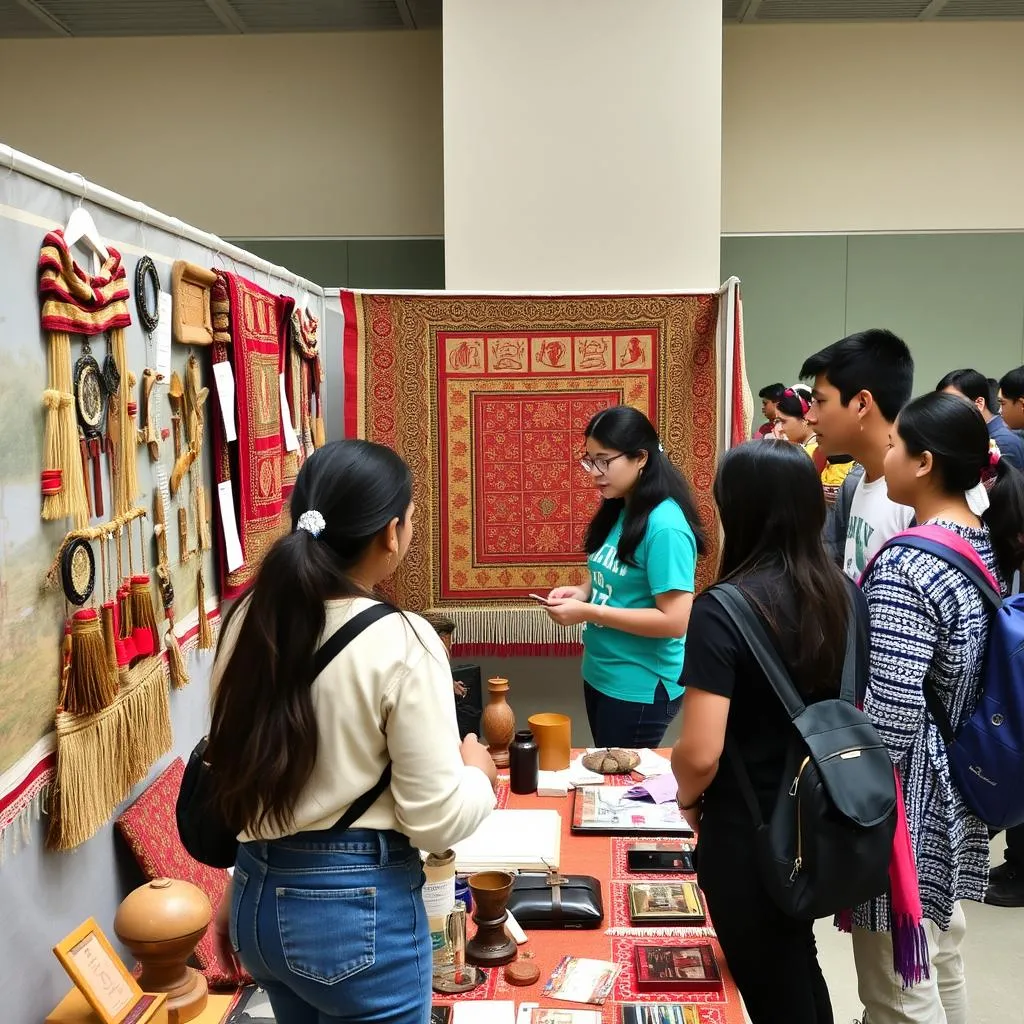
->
xmin=435 ymin=754 xmax=745 ymax=1023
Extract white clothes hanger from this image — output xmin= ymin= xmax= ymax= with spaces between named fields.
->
xmin=64 ymin=173 xmax=109 ymax=276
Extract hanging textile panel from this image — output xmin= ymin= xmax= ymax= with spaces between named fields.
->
xmin=211 ymin=272 xmax=288 ymax=600
xmin=341 ymin=292 xmax=720 ymax=655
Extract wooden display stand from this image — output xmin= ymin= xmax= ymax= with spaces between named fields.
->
xmin=45 ymin=988 xmax=168 ymax=1024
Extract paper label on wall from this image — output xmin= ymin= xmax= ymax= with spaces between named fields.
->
xmin=212 ymin=361 xmax=237 ymax=443
xmin=217 ymin=480 xmax=244 ymax=572
xmin=155 ymin=464 xmax=172 ymax=519
xmin=279 ymin=374 xmax=300 ymax=452
xmin=155 ymin=291 xmax=173 ymax=378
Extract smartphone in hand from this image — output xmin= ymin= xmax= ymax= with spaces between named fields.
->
xmin=528 ymin=593 xmax=552 ymax=606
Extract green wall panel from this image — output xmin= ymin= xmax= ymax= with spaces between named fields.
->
xmin=721 ymin=235 xmax=848 ymax=398
xmin=844 ymin=234 xmax=1024 ymax=396
xmin=233 ymin=239 xmax=349 ymax=287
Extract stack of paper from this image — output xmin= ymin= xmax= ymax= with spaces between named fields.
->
xmin=452 ymin=1001 xmax=516 ymax=1024
xmin=536 ymin=755 xmax=605 ymax=797
xmin=633 ymin=748 xmax=673 ymax=779
xmin=451 ymin=809 xmax=561 ymax=871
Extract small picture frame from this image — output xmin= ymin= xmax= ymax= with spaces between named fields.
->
xmin=171 ymin=260 xmax=218 ymax=346
xmin=633 ymin=943 xmax=722 ymax=992
xmin=628 ymin=881 xmax=706 ymax=926
xmin=52 ymin=918 xmax=158 ymax=1024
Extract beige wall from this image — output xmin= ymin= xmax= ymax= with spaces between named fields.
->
xmin=0 ymin=32 xmax=443 ymax=239
xmin=722 ymin=21 xmax=1024 ymax=234
xmin=442 ymin=0 xmax=722 ymax=290
xmin=2 ymin=22 xmax=1023 ymax=239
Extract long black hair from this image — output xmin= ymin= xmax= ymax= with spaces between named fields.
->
xmin=583 ymin=405 xmax=707 ymax=567
xmin=206 ymin=439 xmax=413 ymax=834
xmin=715 ymin=439 xmax=851 ymax=695
xmin=898 ymin=392 xmax=1024 ymax=581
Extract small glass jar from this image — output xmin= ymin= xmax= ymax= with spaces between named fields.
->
xmin=508 ymin=729 xmax=539 ymax=794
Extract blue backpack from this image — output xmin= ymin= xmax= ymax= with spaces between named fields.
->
xmin=866 ymin=525 xmax=1024 ymax=830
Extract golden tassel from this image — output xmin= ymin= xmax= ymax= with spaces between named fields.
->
xmin=111 ymin=329 xmax=139 ymax=515
xmin=312 ymin=415 xmax=326 ymax=449
xmin=100 ymin=602 xmax=119 ymax=681
xmin=65 ymin=609 xmax=118 ymax=715
xmin=196 ymin=486 xmax=211 ymax=552
xmin=129 ymin=576 xmax=160 ymax=659
xmin=197 ymin=565 xmax=213 ymax=650
xmin=48 ymin=655 xmax=172 ymax=851
xmin=41 ymin=330 xmax=89 ymax=527
xmin=164 ymin=620 xmax=189 ymax=689
xmin=178 ymin=506 xmax=191 ymax=563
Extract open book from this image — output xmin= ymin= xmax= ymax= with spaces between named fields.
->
xmin=451 ymin=809 xmax=562 ymax=872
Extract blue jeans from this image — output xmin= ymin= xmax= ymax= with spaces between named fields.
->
xmin=583 ymin=680 xmax=682 ymax=748
xmin=230 ymin=828 xmax=431 ymax=1024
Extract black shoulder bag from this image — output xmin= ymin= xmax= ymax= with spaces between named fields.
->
xmin=176 ymin=603 xmax=398 ymax=868
xmin=709 ymin=584 xmax=896 ymax=920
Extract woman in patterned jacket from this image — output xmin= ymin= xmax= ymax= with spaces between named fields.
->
xmin=853 ymin=391 xmax=1024 ymax=1024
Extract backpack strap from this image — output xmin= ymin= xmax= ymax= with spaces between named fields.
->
xmin=709 ymin=584 xmax=860 ymax=827
xmin=313 ymin=602 xmax=399 ymax=832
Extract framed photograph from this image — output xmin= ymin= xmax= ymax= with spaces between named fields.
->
xmin=626 ymin=842 xmax=694 ymax=874
xmin=633 ymin=943 xmax=722 ymax=993
xmin=430 ymin=1007 xmax=453 ymax=1024
xmin=52 ymin=919 xmax=158 ymax=1024
xmin=618 ymin=1005 xmax=701 ymax=1024
xmin=628 ymin=881 xmax=706 ymax=926
xmin=571 ymin=787 xmax=694 ymax=837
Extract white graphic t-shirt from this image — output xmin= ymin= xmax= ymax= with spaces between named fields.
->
xmin=843 ymin=475 xmax=914 ymax=581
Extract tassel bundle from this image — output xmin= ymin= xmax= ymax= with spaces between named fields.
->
xmin=64 ymin=609 xmax=118 ymax=715
xmin=197 ymin=566 xmax=213 ymax=650
xmin=164 ymin=618 xmax=189 ymax=689
xmin=48 ymin=654 xmax=172 ymax=851
xmin=117 ymin=581 xmax=138 ymax=665
xmin=102 ymin=599 xmax=130 ymax=683
xmin=129 ymin=575 xmax=159 ymax=658
xmin=41 ymin=331 xmax=89 ymax=526
xmin=313 ymin=415 xmax=326 ymax=449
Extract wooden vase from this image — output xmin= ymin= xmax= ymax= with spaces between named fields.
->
xmin=482 ymin=676 xmax=515 ymax=769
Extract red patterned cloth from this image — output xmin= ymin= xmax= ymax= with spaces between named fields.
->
xmin=116 ymin=758 xmax=250 ymax=989
xmin=340 ymin=291 xmax=720 ymax=655
xmin=211 ymin=271 xmax=288 ymax=599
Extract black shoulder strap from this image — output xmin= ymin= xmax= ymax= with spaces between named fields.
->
xmin=312 ymin=602 xmax=398 ymax=832
xmin=710 ymin=583 xmax=859 ymax=827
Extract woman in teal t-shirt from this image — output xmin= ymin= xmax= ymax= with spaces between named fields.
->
xmin=545 ymin=405 xmax=707 ymax=748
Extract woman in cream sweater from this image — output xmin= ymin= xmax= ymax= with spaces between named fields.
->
xmin=206 ymin=440 xmax=497 ymax=1024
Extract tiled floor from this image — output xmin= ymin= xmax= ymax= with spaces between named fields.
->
xmin=475 ymin=655 xmax=1024 ymax=1022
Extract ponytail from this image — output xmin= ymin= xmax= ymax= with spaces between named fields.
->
xmin=206 ymin=439 xmax=413 ymax=835
xmin=984 ymin=459 xmax=1024 ymax=583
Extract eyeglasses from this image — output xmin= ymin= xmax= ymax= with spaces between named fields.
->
xmin=580 ymin=453 xmax=628 ymax=474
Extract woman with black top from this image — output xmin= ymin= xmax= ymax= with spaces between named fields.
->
xmin=671 ymin=439 xmax=865 ymax=1024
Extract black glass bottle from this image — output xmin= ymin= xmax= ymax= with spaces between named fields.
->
xmin=508 ymin=729 xmax=539 ymax=794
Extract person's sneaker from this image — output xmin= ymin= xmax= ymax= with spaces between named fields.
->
xmin=985 ymin=864 xmax=1024 ymax=907
xmin=989 ymin=860 xmax=1017 ymax=886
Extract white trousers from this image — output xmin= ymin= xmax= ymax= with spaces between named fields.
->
xmin=852 ymin=902 xmax=968 ymax=1024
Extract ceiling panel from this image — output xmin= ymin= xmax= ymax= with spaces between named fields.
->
xmin=227 ymin=0 xmax=405 ymax=32
xmin=755 ymin=0 xmax=932 ymax=19
xmin=32 ymin=0 xmax=229 ymax=36
xmin=937 ymin=0 xmax=1024 ymax=16
xmin=0 ymin=0 xmax=66 ymax=35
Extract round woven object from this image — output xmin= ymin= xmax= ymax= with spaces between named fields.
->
xmin=60 ymin=538 xmax=95 ymax=606
xmin=581 ymin=747 xmax=641 ymax=774
xmin=504 ymin=960 xmax=540 ymax=986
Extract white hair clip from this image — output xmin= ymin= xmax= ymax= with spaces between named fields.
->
xmin=296 ymin=509 xmax=326 ymax=537
xmin=658 ymin=443 xmax=665 ymax=453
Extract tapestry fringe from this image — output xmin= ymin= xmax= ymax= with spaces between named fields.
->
xmin=0 ymin=782 xmax=49 ymax=864
xmin=441 ymin=607 xmax=582 ymax=657
xmin=48 ymin=654 xmax=172 ymax=851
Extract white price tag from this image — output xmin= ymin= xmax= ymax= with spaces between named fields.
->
xmin=212 ymin=361 xmax=237 ymax=443
xmin=217 ymin=480 xmax=244 ymax=572
xmin=279 ymin=373 xmax=300 ymax=452
xmin=155 ymin=291 xmax=173 ymax=378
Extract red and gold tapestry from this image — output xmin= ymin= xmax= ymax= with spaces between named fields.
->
xmin=341 ymin=292 xmax=720 ymax=655
xmin=211 ymin=272 xmax=288 ymax=600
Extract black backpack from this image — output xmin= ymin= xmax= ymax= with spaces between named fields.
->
xmin=709 ymin=584 xmax=897 ymax=920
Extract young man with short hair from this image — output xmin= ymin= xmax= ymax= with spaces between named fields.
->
xmin=998 ymin=366 xmax=1024 ymax=431
xmin=755 ymin=383 xmax=786 ymax=438
xmin=801 ymin=329 xmax=915 ymax=580
xmin=937 ymin=367 xmax=1024 ymax=469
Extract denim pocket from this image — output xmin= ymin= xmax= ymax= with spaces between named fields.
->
xmin=276 ymin=885 xmax=376 ymax=984
xmin=229 ymin=866 xmax=248 ymax=954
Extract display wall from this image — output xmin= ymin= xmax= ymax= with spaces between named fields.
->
xmin=0 ymin=152 xmax=326 ymax=1024
xmin=724 ymin=233 xmax=1024 ymax=400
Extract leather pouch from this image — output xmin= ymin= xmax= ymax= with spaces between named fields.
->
xmin=505 ymin=871 xmax=603 ymax=929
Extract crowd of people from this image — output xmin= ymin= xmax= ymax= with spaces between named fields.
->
xmin=197 ymin=328 xmax=1022 ymax=1024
